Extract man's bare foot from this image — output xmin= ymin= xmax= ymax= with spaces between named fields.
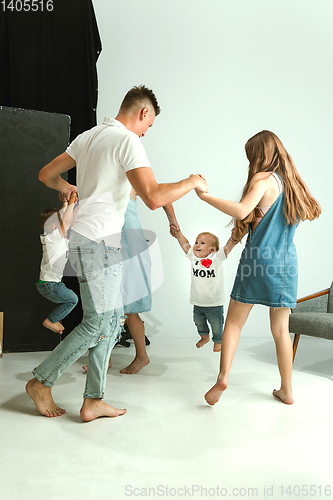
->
xmin=80 ymin=398 xmax=127 ymax=422
xmin=272 ymin=389 xmax=294 ymax=405
xmin=120 ymin=356 xmax=150 ymax=374
xmin=196 ymin=335 xmax=210 ymax=348
xmin=25 ymin=378 xmax=65 ymax=417
xmin=43 ymin=318 xmax=64 ymax=334
xmin=204 ymin=376 xmax=228 ymax=405
xmin=213 ymin=342 xmax=221 ymax=352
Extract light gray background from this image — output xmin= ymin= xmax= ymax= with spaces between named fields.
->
xmin=92 ymin=0 xmax=332 ymax=337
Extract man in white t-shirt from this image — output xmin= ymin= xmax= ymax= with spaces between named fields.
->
xmin=26 ymin=85 xmax=208 ymax=421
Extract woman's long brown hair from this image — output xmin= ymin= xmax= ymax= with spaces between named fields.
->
xmin=232 ymin=130 xmax=321 ymax=241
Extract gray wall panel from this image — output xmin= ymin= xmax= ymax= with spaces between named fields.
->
xmin=0 ymin=106 xmax=71 ymax=352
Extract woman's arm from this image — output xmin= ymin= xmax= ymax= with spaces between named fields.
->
xmin=196 ymin=178 xmax=268 ymax=220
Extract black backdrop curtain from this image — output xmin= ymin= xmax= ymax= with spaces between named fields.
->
xmin=0 ymin=0 xmax=101 ymax=154
xmin=0 ymin=0 xmax=102 ymax=350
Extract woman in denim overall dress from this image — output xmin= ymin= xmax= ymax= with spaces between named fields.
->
xmin=196 ymin=130 xmax=321 ymax=406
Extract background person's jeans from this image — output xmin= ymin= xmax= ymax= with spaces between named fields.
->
xmin=193 ymin=305 xmax=224 ymax=344
xmin=36 ymin=281 xmax=78 ymax=323
xmin=33 ymin=231 xmax=124 ymax=399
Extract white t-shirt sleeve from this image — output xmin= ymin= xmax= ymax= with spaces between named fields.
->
xmin=216 ymin=248 xmax=227 ymax=262
xmin=45 ymin=227 xmax=63 ymax=243
xmin=186 ymin=246 xmax=194 ymax=260
xmin=66 ymin=133 xmax=82 ymax=161
xmin=119 ymin=134 xmax=151 ymax=172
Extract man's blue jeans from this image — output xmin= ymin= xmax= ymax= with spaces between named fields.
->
xmin=36 ymin=281 xmax=78 ymax=323
xmin=33 ymin=231 xmax=124 ymax=399
xmin=193 ymin=305 xmax=224 ymax=344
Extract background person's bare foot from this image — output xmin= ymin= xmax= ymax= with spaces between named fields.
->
xmin=43 ymin=318 xmax=64 ymax=334
xmin=80 ymin=399 xmax=127 ymax=422
xmin=213 ymin=343 xmax=221 ymax=352
xmin=204 ymin=377 xmax=228 ymax=405
xmin=25 ymin=378 xmax=65 ymax=417
xmin=196 ymin=335 xmax=210 ymax=348
xmin=273 ymin=389 xmax=294 ymax=405
xmin=120 ymin=356 xmax=150 ymax=374
xmin=83 ymin=357 xmax=112 ymax=372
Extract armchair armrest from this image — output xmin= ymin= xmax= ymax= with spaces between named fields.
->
xmin=292 ymin=288 xmax=329 ymax=314
xmin=297 ymin=288 xmax=329 ymax=303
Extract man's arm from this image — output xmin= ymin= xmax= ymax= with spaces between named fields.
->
xmin=126 ymin=167 xmax=207 ymax=210
xmin=38 ymin=152 xmax=77 ymax=199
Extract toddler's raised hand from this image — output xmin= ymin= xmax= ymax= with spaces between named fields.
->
xmin=170 ymin=224 xmax=179 ymax=237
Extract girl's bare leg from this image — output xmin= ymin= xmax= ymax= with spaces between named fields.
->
xmin=269 ymin=307 xmax=294 ymax=404
xmin=120 ymin=314 xmax=150 ymax=374
xmin=205 ymin=300 xmax=253 ymax=405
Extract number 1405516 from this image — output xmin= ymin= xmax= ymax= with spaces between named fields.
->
xmin=1 ymin=0 xmax=53 ymax=11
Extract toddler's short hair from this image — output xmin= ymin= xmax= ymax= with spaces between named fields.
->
xmin=39 ymin=208 xmax=62 ymax=234
xmin=197 ymin=232 xmax=220 ymax=251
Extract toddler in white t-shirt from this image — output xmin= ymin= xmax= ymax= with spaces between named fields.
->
xmin=172 ymin=228 xmax=236 ymax=351
xmin=36 ymin=192 xmax=78 ymax=334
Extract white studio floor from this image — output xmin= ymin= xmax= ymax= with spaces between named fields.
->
xmin=0 ymin=334 xmax=332 ymax=500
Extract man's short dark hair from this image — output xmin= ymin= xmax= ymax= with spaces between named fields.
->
xmin=120 ymin=85 xmax=161 ymax=116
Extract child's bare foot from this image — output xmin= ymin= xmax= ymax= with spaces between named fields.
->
xmin=213 ymin=342 xmax=221 ymax=352
xmin=80 ymin=398 xmax=127 ymax=422
xmin=43 ymin=318 xmax=64 ymax=334
xmin=25 ymin=378 xmax=65 ymax=417
xmin=120 ymin=356 xmax=150 ymax=374
xmin=204 ymin=376 xmax=228 ymax=405
xmin=272 ymin=389 xmax=294 ymax=405
xmin=196 ymin=335 xmax=210 ymax=348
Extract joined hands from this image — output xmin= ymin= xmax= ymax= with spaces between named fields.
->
xmin=190 ymin=174 xmax=208 ymax=196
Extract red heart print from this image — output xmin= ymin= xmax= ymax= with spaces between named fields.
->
xmin=201 ymin=259 xmax=212 ymax=268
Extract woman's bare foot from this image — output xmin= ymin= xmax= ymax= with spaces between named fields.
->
xmin=43 ymin=318 xmax=64 ymax=334
xmin=80 ymin=398 xmax=127 ymax=422
xmin=25 ymin=378 xmax=65 ymax=417
xmin=272 ymin=389 xmax=294 ymax=405
xmin=204 ymin=376 xmax=228 ymax=405
xmin=196 ymin=335 xmax=210 ymax=348
xmin=120 ymin=356 xmax=150 ymax=374
xmin=213 ymin=343 xmax=221 ymax=352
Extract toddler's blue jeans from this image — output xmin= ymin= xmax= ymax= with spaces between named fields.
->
xmin=36 ymin=281 xmax=78 ymax=323
xmin=193 ymin=305 xmax=224 ymax=344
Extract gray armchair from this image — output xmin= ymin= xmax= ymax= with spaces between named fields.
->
xmin=289 ymin=282 xmax=333 ymax=362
